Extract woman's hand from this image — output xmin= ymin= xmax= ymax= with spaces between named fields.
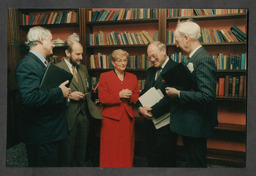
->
xmin=119 ymin=89 xmax=132 ymax=99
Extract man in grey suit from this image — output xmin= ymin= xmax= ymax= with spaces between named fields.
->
xmin=166 ymin=19 xmax=218 ymax=167
xmin=56 ymin=36 xmax=102 ymax=167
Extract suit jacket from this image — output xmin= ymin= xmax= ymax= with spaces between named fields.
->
xmin=55 ymin=60 xmax=102 ymax=131
xmin=98 ymin=70 xmax=140 ymax=121
xmin=137 ymin=58 xmax=179 ymax=119
xmin=169 ymin=46 xmax=218 ymax=138
xmin=15 ymin=52 xmax=68 ymax=144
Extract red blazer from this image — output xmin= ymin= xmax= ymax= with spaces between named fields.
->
xmin=98 ymin=70 xmax=140 ymax=120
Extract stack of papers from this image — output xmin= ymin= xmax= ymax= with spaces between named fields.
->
xmin=139 ymin=87 xmax=170 ymax=129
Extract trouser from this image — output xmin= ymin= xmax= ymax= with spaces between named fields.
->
xmin=182 ymin=135 xmax=207 ymax=167
xmin=58 ymin=112 xmax=90 ymax=167
xmin=26 ymin=141 xmax=61 ymax=167
xmin=144 ymin=119 xmax=177 ymax=167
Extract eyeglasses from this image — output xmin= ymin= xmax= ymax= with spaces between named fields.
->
xmin=147 ymin=53 xmax=159 ymax=61
xmin=147 ymin=48 xmax=163 ymax=61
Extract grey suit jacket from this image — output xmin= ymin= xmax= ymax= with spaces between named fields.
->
xmin=169 ymin=46 xmax=218 ymax=138
xmin=55 ymin=60 xmax=102 ymax=131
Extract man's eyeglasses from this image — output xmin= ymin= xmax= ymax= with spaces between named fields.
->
xmin=147 ymin=54 xmax=158 ymax=61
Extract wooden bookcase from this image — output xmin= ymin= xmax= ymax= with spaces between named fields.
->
xmin=8 ymin=8 xmax=247 ymax=167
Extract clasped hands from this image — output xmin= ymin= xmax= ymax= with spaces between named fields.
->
xmin=119 ymin=89 xmax=132 ymax=99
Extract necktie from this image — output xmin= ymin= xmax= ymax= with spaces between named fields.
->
xmin=155 ymin=67 xmax=162 ymax=80
xmin=72 ymin=66 xmax=78 ymax=82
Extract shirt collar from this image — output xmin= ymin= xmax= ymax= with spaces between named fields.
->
xmin=64 ymin=58 xmax=75 ymax=73
xmin=29 ymin=50 xmax=47 ymax=66
xmin=189 ymin=45 xmax=202 ymax=58
xmin=160 ymin=56 xmax=169 ymax=69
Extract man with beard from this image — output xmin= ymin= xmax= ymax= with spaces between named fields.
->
xmin=56 ymin=36 xmax=102 ymax=166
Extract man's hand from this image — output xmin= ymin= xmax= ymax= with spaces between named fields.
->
xmin=69 ymin=91 xmax=85 ymax=101
xmin=165 ymin=87 xmax=180 ymax=98
xmin=119 ymin=89 xmax=132 ymax=99
xmin=139 ymin=106 xmax=153 ymax=119
xmin=59 ymin=80 xmax=71 ymax=98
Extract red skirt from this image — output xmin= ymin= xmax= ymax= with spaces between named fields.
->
xmin=100 ymin=112 xmax=135 ymax=167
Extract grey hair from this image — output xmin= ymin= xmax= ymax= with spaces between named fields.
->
xmin=176 ymin=19 xmax=201 ymax=40
xmin=147 ymin=41 xmax=166 ymax=51
xmin=25 ymin=26 xmax=51 ymax=47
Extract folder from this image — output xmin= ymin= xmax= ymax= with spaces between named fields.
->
xmin=162 ymin=62 xmax=196 ymax=90
xmin=39 ymin=63 xmax=73 ymax=91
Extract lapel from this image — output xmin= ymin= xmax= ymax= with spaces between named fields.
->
xmin=153 ymin=59 xmax=176 ymax=87
xmin=58 ymin=60 xmax=80 ymax=90
xmin=77 ymin=66 xmax=88 ymax=92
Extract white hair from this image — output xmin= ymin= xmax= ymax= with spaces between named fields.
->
xmin=176 ymin=19 xmax=201 ymax=40
xmin=25 ymin=26 xmax=51 ymax=47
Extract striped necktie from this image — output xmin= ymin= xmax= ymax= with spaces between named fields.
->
xmin=72 ymin=66 xmax=78 ymax=82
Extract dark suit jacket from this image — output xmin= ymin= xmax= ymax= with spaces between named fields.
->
xmin=137 ymin=58 xmax=178 ymax=119
xmin=55 ymin=60 xmax=102 ymax=131
xmin=15 ymin=52 xmax=68 ymax=144
xmin=169 ymin=46 xmax=218 ymax=138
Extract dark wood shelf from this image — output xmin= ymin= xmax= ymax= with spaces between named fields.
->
xmin=217 ymin=70 xmax=246 ymax=73
xmin=86 ymin=18 xmax=158 ymax=26
xmin=20 ymin=23 xmax=79 ymax=31
xmin=167 ymin=13 xmax=247 ymax=22
xmin=86 ymin=44 xmax=148 ymax=49
xmin=216 ymin=96 xmax=246 ymax=101
xmin=19 ymin=9 xmax=78 ymax=14
xmin=167 ymin=42 xmax=247 ymax=47
xmin=214 ymin=123 xmax=246 ymax=132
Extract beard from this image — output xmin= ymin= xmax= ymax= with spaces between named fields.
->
xmin=70 ymin=56 xmax=80 ymax=67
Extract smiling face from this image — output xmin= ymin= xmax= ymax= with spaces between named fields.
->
xmin=112 ymin=55 xmax=128 ymax=72
xmin=147 ymin=43 xmax=166 ymax=68
xmin=66 ymin=41 xmax=83 ymax=67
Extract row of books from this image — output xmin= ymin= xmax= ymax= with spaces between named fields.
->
xmin=89 ymin=30 xmax=156 ymax=46
xmin=169 ymin=52 xmax=247 ymax=71
xmin=89 ymin=9 xmax=159 ymax=22
xmin=168 ymin=9 xmax=247 ymax=17
xmin=217 ymin=75 xmax=246 ymax=97
xmin=90 ymin=53 xmax=152 ymax=69
xmin=22 ymin=10 xmax=79 ymax=26
xmin=166 ymin=25 xmax=247 ymax=44
xmin=213 ymin=53 xmax=247 ymax=70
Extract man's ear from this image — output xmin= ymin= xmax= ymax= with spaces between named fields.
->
xmin=65 ymin=49 xmax=70 ymax=57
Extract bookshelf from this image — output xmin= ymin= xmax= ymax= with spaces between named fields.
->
xmin=8 ymin=8 xmax=247 ymax=167
xmin=164 ymin=8 xmax=247 ymax=167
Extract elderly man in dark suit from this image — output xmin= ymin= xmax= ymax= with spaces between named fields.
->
xmin=15 ymin=26 xmax=71 ymax=167
xmin=56 ymin=36 xmax=102 ymax=167
xmin=165 ymin=19 xmax=218 ymax=167
xmin=137 ymin=41 xmax=178 ymax=167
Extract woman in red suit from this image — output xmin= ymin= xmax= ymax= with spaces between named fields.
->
xmin=98 ymin=49 xmax=140 ymax=167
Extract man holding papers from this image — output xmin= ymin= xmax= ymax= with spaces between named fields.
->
xmin=137 ymin=41 xmax=178 ymax=167
xmin=165 ymin=19 xmax=218 ymax=167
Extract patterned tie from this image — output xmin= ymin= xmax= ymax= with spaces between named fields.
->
xmin=72 ymin=66 xmax=78 ymax=82
xmin=155 ymin=67 xmax=162 ymax=80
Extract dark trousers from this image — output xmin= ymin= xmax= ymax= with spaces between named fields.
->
xmin=26 ymin=141 xmax=62 ymax=167
xmin=144 ymin=119 xmax=177 ymax=167
xmin=58 ymin=112 xmax=90 ymax=167
xmin=182 ymin=136 xmax=207 ymax=167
